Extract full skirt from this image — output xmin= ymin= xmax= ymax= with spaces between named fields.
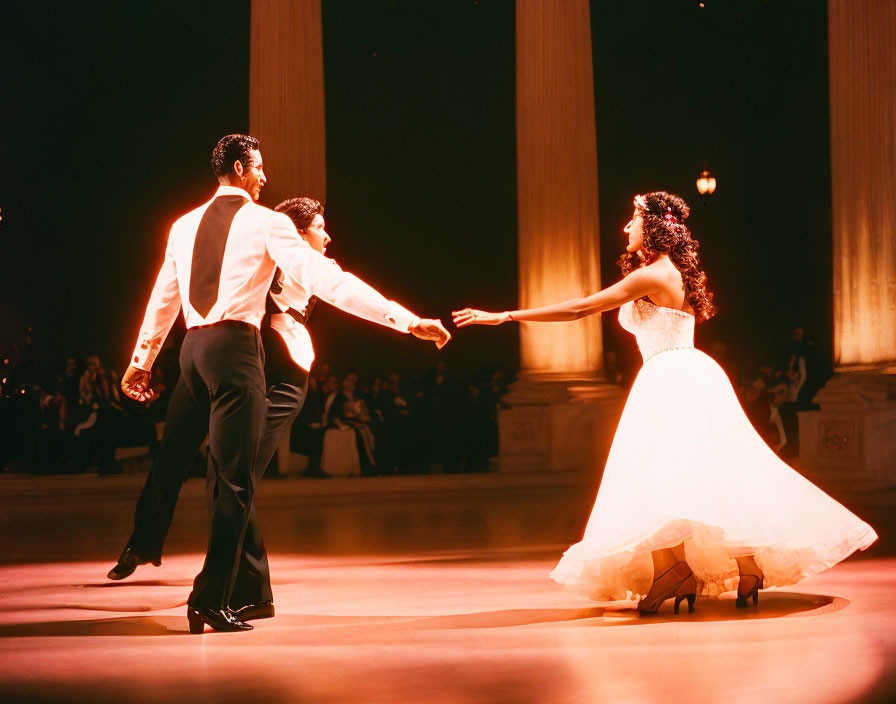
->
xmin=550 ymin=348 xmax=878 ymax=601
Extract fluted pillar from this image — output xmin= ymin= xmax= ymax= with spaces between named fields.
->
xmin=250 ymin=0 xmax=326 ymax=206
xmin=829 ymin=0 xmax=896 ymax=371
xmin=497 ymin=0 xmax=624 ymax=474
xmin=515 ymin=0 xmax=603 ymax=379
xmin=798 ymin=1 xmax=896 ymax=489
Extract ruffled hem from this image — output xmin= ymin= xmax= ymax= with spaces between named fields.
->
xmin=550 ymin=518 xmax=878 ymax=602
xmin=550 ymin=325 xmax=879 ymax=605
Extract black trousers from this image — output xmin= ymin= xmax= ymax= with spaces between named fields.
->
xmin=228 ymin=377 xmax=308 ymax=607
xmin=178 ymin=322 xmax=266 ymax=610
xmin=125 ymin=321 xmax=308 ymax=608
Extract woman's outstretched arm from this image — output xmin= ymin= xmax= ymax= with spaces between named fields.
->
xmin=453 ymin=266 xmax=663 ymax=327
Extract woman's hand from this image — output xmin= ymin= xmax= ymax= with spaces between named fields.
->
xmin=452 ymin=308 xmax=510 ymax=328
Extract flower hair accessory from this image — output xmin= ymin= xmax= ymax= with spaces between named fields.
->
xmin=663 ymin=207 xmax=678 ymax=224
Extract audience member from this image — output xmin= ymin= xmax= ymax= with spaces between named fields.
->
xmin=2 ymin=319 xmax=825 ymax=477
xmin=736 ymin=326 xmax=823 ymax=458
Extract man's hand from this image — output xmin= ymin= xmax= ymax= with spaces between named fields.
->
xmin=121 ymin=365 xmax=157 ymax=403
xmin=410 ymin=318 xmax=451 ymax=349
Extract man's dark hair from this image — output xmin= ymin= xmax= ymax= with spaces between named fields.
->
xmin=211 ymin=134 xmax=260 ymax=178
xmin=275 ymin=197 xmax=324 ymax=231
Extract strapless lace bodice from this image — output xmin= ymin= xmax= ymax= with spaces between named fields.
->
xmin=618 ymin=298 xmax=695 ymax=363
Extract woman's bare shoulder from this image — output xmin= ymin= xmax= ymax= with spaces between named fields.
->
xmin=634 ymin=258 xmax=676 ymax=282
xmin=643 ymin=258 xmax=687 ymax=306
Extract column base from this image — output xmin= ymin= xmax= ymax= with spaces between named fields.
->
xmin=495 ymin=374 xmax=626 ymax=475
xmin=797 ymin=371 xmax=896 ymax=490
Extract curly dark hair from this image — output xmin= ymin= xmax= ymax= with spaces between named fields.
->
xmin=211 ymin=134 xmax=260 ymax=178
xmin=616 ymin=191 xmax=716 ymax=322
xmin=274 ymin=197 xmax=324 ymax=231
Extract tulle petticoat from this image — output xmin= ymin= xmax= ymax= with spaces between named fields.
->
xmin=550 ymin=348 xmax=878 ymax=602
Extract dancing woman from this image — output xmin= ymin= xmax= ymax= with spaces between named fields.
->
xmin=453 ymin=191 xmax=877 ymax=614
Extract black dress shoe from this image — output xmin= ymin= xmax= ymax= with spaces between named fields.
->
xmin=187 ymin=606 xmax=253 ymax=633
xmin=106 ymin=548 xmax=161 ymax=580
xmin=231 ymin=600 xmax=275 ymax=621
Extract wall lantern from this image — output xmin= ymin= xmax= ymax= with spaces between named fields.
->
xmin=696 ymin=161 xmax=717 ymax=196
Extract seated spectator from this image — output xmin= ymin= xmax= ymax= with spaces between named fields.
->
xmin=321 ymin=374 xmax=342 ymax=427
xmin=328 ymin=373 xmax=376 ymax=475
xmin=741 ymin=382 xmax=779 ymax=450
xmin=768 ymin=381 xmax=791 ymax=453
xmin=457 ymin=381 xmax=491 ymax=472
xmin=69 ymin=355 xmax=121 ymax=475
xmin=365 ymin=377 xmax=396 ymax=474
xmin=776 ymin=327 xmax=822 ymax=458
xmin=384 ymin=373 xmax=413 ymax=473
xmin=290 ymin=372 xmax=329 ymax=477
xmin=421 ymin=359 xmax=464 ymax=473
xmin=59 ymin=356 xmax=80 ymax=430
xmin=320 ymin=422 xmax=361 ymax=477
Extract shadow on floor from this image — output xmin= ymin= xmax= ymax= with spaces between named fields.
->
xmin=0 ymin=592 xmax=845 ymax=639
xmin=0 ymin=616 xmax=188 ymax=637
xmin=76 ymin=579 xmax=194 ymax=588
xmin=262 ymin=592 xmax=847 ymax=634
xmin=377 ymin=592 xmax=845 ymax=630
xmin=596 ymin=592 xmax=846 ymax=625
xmin=0 ymin=601 xmax=185 ymax=614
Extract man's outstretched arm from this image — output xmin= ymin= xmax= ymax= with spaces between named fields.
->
xmin=267 ymin=215 xmax=450 ymax=348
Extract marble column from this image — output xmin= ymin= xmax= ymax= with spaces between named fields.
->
xmin=496 ymin=0 xmax=624 ymax=474
xmin=249 ymin=0 xmax=327 ymax=207
xmin=798 ymin=0 xmax=896 ymax=488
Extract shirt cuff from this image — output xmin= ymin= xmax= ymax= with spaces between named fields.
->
xmin=385 ymin=302 xmax=417 ymax=333
xmin=130 ymin=336 xmax=161 ymax=371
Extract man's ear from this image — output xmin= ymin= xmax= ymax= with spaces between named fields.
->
xmin=233 ymin=160 xmax=245 ymax=177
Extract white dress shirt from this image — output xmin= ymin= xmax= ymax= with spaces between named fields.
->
xmin=268 ymin=266 xmax=417 ymax=372
xmin=131 ymin=186 xmax=417 ymax=370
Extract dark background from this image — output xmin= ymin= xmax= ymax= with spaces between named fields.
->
xmin=0 ymin=0 xmax=831 ymax=382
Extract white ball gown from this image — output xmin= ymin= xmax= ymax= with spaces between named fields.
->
xmin=550 ymin=298 xmax=878 ymax=602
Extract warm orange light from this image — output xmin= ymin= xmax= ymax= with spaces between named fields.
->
xmin=696 ymin=163 xmax=717 ymax=196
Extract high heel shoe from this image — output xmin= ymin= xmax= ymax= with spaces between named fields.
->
xmin=735 ymin=574 xmax=763 ymax=608
xmin=638 ymin=562 xmax=697 ymax=615
xmin=673 ymin=575 xmax=698 ymax=614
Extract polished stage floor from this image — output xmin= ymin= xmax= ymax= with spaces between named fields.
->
xmin=1 ymin=473 xmax=895 ymax=703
